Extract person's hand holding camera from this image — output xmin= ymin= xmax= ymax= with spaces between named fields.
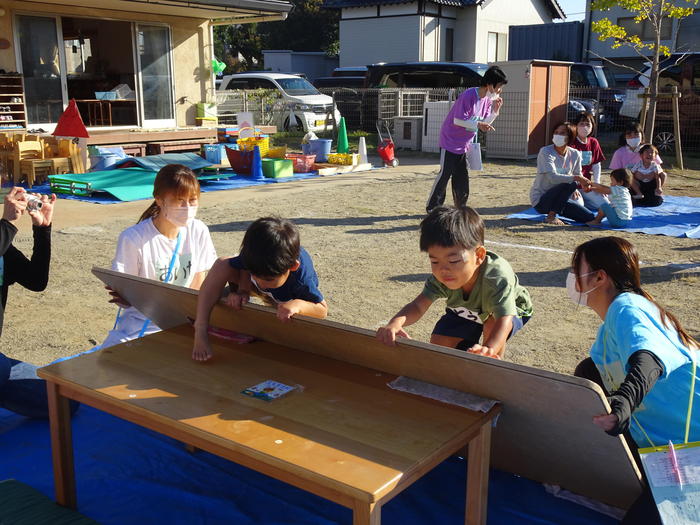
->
xmin=26 ymin=193 xmax=57 ymax=227
xmin=3 ymin=187 xmax=27 ymax=224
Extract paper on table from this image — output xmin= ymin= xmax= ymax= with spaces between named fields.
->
xmin=639 ymin=444 xmax=700 ymax=525
xmin=387 ymin=376 xmax=498 ymax=413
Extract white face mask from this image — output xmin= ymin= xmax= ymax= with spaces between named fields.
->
xmin=626 ymin=137 xmax=641 ymax=149
xmin=163 ymin=205 xmax=197 ymax=227
xmin=566 ymin=271 xmax=600 ymax=307
xmin=552 ymin=134 xmax=568 ymax=148
xmin=577 ymin=125 xmax=592 ymax=138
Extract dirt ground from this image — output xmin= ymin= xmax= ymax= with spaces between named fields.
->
xmin=4 ymin=154 xmax=699 ymax=375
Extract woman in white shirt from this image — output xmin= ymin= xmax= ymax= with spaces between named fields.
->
xmin=101 ymin=164 xmax=217 ymax=348
xmin=530 ymin=122 xmax=596 ymax=226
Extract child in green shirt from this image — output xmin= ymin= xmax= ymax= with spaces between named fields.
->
xmin=376 ymin=206 xmax=532 ymax=359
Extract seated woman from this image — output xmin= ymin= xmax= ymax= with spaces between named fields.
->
xmin=570 ymin=236 xmax=699 ymax=525
xmin=530 ymin=122 xmax=595 ymax=225
xmin=0 ymin=188 xmax=78 ymax=418
xmin=568 ymin=112 xmax=607 ymax=211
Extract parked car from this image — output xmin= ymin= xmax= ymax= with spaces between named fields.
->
xmin=366 ymin=61 xmax=488 ymax=88
xmin=332 ymin=66 xmax=367 ymax=78
xmin=569 ymin=62 xmax=625 ymax=129
xmin=217 ymin=72 xmax=340 ymax=132
xmin=619 ymin=52 xmax=700 ymax=151
xmin=313 ymin=76 xmax=366 ymax=89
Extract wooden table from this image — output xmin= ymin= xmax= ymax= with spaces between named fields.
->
xmin=39 ymin=324 xmax=499 ymax=524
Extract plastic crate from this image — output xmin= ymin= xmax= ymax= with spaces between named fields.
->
xmin=95 ymin=91 xmax=117 ymax=100
xmin=262 ymin=158 xmax=293 ymax=178
xmin=265 ymin=145 xmax=287 ymax=159
xmin=327 ymin=153 xmax=358 ymax=166
xmin=285 ymin=153 xmax=316 ymax=173
xmin=237 ymin=136 xmax=269 ymax=158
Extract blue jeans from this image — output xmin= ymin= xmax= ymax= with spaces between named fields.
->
xmin=534 ymin=182 xmax=596 ymax=223
xmin=600 ymin=202 xmax=631 ymax=228
xmin=0 ymin=352 xmax=79 ymax=418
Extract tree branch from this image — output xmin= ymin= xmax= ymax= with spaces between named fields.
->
xmin=587 ymin=50 xmax=647 ymax=77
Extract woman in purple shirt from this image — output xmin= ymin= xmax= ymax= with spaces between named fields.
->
xmin=426 ymin=66 xmax=507 ymax=213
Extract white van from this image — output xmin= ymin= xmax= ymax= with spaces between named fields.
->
xmin=217 ymin=72 xmax=341 ymax=132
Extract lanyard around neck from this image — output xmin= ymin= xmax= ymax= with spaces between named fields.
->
xmin=603 ymin=329 xmax=697 ymax=447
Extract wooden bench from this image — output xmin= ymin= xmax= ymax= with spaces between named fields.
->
xmin=147 ymin=139 xmax=216 ymax=155
xmin=99 ymin=143 xmax=147 ymax=157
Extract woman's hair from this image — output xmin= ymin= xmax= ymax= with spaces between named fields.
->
xmin=575 ymin=112 xmax=596 ymax=135
xmin=618 ymin=121 xmax=644 ymax=146
xmin=610 ymin=168 xmax=632 ymax=188
xmin=572 ymin=236 xmax=698 ymax=348
xmin=480 ymin=66 xmax=508 ymax=88
xmin=638 ymin=143 xmax=658 ymax=157
xmin=553 ymin=121 xmax=575 ymax=145
xmin=138 ymin=164 xmax=200 ymax=223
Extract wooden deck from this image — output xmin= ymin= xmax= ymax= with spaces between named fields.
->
xmin=86 ymin=127 xmax=277 ymax=146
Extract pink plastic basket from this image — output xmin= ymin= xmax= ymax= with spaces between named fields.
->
xmin=285 ymin=153 xmax=316 ymax=173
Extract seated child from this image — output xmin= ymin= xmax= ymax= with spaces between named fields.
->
xmin=192 ymin=216 xmax=327 ymax=361
xmin=630 ymin=143 xmax=666 ymax=207
xmin=586 ymin=168 xmax=634 ymax=228
xmin=376 ymin=206 xmax=532 ymax=359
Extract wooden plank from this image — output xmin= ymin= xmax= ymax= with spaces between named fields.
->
xmin=46 ymin=382 xmax=77 ymax=509
xmin=90 ymin=267 xmax=644 ymax=509
xmin=39 ymin=325 xmax=491 ymax=504
xmin=466 ymin=423 xmax=491 ymax=525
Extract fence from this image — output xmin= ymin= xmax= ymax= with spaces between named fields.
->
xmin=215 ymin=86 xmax=700 ymax=163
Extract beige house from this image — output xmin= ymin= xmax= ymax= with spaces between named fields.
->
xmin=0 ymin=0 xmax=291 ymax=131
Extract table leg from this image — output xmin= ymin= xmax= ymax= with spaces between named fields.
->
xmin=353 ymin=501 xmax=380 ymax=525
xmin=46 ymin=381 xmax=77 ymax=509
xmin=466 ymin=422 xmax=492 ymax=525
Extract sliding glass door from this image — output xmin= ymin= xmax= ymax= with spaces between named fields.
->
xmin=135 ymin=24 xmax=175 ymax=128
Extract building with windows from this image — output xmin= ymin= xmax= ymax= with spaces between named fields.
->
xmin=0 ymin=0 xmax=291 ymax=131
xmin=323 ymin=0 xmax=565 ymax=68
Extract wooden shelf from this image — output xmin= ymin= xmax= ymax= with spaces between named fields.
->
xmin=0 ymin=75 xmax=27 ymax=131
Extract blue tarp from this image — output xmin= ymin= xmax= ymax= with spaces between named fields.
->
xmin=506 ymin=196 xmax=700 ymax=238
xmin=0 ymin=405 xmax=618 ymax=524
xmin=113 ymin=153 xmax=213 ymax=172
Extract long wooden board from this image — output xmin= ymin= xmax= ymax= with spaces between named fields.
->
xmin=92 ymin=267 xmax=644 ymax=509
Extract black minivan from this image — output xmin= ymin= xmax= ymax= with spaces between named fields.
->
xmin=366 ymin=62 xmax=488 ymax=88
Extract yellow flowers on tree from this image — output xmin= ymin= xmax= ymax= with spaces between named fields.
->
xmin=591 ymin=0 xmax=697 ymax=140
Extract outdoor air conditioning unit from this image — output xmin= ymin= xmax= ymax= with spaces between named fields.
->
xmin=422 ymin=101 xmax=450 ymax=153
xmin=393 ymin=117 xmax=423 ymax=151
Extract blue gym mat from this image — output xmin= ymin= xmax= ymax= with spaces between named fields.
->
xmin=0 ymin=404 xmax=618 ymax=524
xmin=113 ymin=153 xmax=213 ymax=172
xmin=507 ymin=195 xmax=700 ymax=238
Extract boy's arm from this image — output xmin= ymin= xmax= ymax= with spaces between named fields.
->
xmin=192 ymin=257 xmax=237 ymax=361
xmin=276 ymin=298 xmax=328 ymax=322
xmin=469 ymin=315 xmax=514 ymax=359
xmin=376 ymin=293 xmax=433 ymax=346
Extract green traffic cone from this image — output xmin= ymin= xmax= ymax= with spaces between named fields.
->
xmin=337 ymin=117 xmax=349 ymax=154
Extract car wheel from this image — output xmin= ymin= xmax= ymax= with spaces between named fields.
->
xmin=654 ymin=130 xmax=675 ymax=153
xmin=283 ymin=116 xmax=304 ymax=132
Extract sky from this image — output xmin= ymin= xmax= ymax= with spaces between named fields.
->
xmin=558 ymin=0 xmax=587 ymax=21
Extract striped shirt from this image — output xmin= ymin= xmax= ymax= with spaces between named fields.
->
xmin=610 ymin=185 xmax=633 ymax=221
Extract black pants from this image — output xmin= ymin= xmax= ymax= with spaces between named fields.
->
xmin=534 ymin=182 xmax=596 ymax=223
xmin=426 ymin=149 xmax=469 ymax=212
xmin=633 ymin=179 xmax=663 ymax=208
xmin=574 ymin=357 xmax=661 ymax=525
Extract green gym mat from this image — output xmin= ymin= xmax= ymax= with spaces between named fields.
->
xmin=49 ymin=168 xmax=159 ymax=201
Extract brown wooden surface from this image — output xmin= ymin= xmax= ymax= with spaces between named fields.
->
xmin=90 ymin=267 xmax=644 ymax=509
xmin=39 ymin=324 xmax=493 ymax=506
xmin=86 ymin=127 xmax=277 ymax=146
xmin=466 ymin=423 xmax=491 ymax=525
xmin=47 ymin=382 xmax=77 ymax=509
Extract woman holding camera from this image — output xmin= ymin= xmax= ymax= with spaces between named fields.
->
xmin=0 ymin=187 xmax=77 ymax=418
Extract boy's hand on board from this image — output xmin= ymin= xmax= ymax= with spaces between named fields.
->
xmin=224 ymin=291 xmax=249 ymax=310
xmin=466 ymin=344 xmax=502 ymax=360
xmin=376 ymin=324 xmax=411 ymax=346
xmin=277 ymin=300 xmax=301 ymax=322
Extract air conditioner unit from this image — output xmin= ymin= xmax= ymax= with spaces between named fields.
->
xmin=393 ymin=117 xmax=423 ymax=151
xmin=421 ymin=101 xmax=450 ymax=153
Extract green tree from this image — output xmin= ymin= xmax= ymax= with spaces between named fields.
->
xmin=258 ymin=0 xmax=339 ymax=54
xmin=590 ymin=0 xmax=697 ymax=140
xmin=213 ymin=24 xmax=263 ymax=73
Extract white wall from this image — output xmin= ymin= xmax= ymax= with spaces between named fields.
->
xmin=339 ymin=16 xmax=422 ymax=66
xmin=457 ymin=0 xmax=553 ymax=63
